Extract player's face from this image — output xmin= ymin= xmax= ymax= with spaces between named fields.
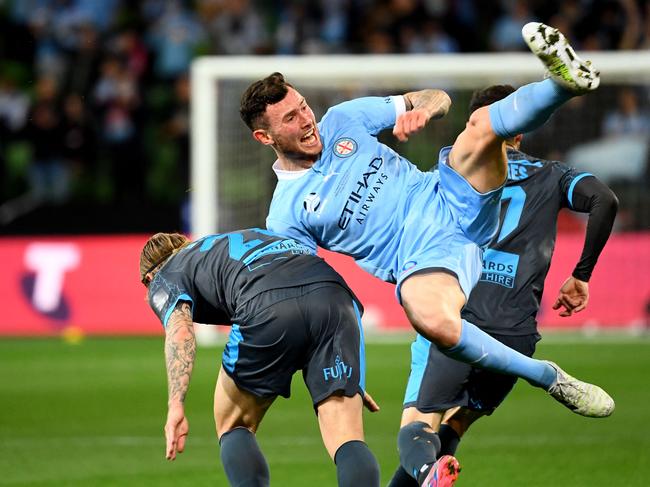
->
xmin=260 ymin=87 xmax=322 ymax=161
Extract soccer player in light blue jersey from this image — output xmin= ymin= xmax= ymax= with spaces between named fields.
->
xmin=241 ymin=23 xmax=614 ymax=486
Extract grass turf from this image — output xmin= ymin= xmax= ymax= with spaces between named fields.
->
xmin=1 ymin=336 xmax=649 ymax=486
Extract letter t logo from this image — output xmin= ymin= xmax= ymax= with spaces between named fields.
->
xmin=24 ymin=243 xmax=80 ymax=313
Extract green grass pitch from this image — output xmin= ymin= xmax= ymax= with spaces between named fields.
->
xmin=1 ymin=335 xmax=649 ymax=486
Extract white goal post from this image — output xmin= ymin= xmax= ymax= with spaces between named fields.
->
xmin=190 ymin=52 xmax=650 ymax=238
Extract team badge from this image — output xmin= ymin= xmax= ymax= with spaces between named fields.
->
xmin=334 ymin=137 xmax=357 ymax=158
xmin=303 ymin=192 xmax=321 ymax=213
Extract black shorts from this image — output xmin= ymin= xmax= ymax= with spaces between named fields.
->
xmin=221 ymin=282 xmax=366 ymax=406
xmin=403 ymin=332 xmax=540 ymax=414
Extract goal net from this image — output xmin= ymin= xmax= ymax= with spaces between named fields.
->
xmin=191 ymin=52 xmax=650 ymax=238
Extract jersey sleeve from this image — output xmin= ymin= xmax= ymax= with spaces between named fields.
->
xmin=266 ymin=216 xmax=318 ymax=254
xmin=147 ymin=272 xmax=194 ymax=328
xmin=557 ymin=163 xmax=619 ymax=281
xmin=320 ymin=95 xmax=406 ymax=136
xmin=557 ymin=164 xmax=594 ymax=209
xmin=566 ymin=176 xmax=618 ymax=282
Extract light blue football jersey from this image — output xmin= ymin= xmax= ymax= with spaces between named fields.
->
xmin=267 ymin=95 xmax=441 ymax=283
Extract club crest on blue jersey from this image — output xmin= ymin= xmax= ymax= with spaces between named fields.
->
xmin=303 ymin=192 xmax=321 ymax=213
xmin=333 ymin=137 xmax=357 ymax=158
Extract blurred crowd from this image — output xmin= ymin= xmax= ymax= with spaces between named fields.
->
xmin=0 ymin=0 xmax=649 ymax=233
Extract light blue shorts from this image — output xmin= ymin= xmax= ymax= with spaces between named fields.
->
xmin=395 ymin=151 xmax=503 ymax=302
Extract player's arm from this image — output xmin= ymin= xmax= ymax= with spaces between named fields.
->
xmin=393 ymin=89 xmax=452 ymax=142
xmin=163 ymin=301 xmax=196 ymax=460
xmin=554 ymin=176 xmax=618 ymax=317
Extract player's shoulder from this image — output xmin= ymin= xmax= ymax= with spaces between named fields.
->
xmin=321 ymin=96 xmax=392 ymax=125
xmin=148 ymin=264 xmax=188 ymax=320
xmin=506 ymin=148 xmax=572 ymax=182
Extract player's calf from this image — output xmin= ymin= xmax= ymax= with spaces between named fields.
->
xmin=398 ymin=421 xmax=442 ymax=482
xmin=220 ymin=427 xmax=270 ymax=487
xmin=334 ymin=440 xmax=380 ymax=487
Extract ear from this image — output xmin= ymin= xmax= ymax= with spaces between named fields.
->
xmin=513 ymin=134 xmax=524 ymax=147
xmin=253 ymin=128 xmax=274 ymax=146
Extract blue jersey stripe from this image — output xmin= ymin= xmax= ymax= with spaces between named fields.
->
xmin=568 ymin=173 xmax=593 ymax=208
xmin=352 ymin=300 xmax=366 ymax=392
xmin=403 ymin=335 xmax=431 ymax=404
xmin=163 ymin=294 xmax=193 ymax=327
xmin=223 ymin=324 xmax=243 ymax=373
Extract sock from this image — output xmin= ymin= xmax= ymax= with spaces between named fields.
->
xmin=488 ymin=79 xmax=573 ymax=138
xmin=442 ymin=320 xmax=556 ymax=389
xmin=387 ymin=466 xmax=419 ymax=487
xmin=438 ymin=424 xmax=461 ymax=457
xmin=397 ymin=421 xmax=441 ymax=483
xmin=334 ymin=440 xmax=380 ymax=487
xmin=220 ymin=427 xmax=270 ymax=487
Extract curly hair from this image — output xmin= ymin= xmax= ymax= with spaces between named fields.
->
xmin=139 ymin=232 xmax=190 ymax=286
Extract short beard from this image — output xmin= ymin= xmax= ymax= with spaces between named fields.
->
xmin=273 ymin=140 xmax=321 ymax=167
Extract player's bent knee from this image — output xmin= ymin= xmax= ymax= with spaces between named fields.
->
xmin=398 ymin=422 xmax=439 ymax=450
xmin=409 ymin=311 xmax=461 ymax=348
xmin=400 ymin=273 xmax=464 ymax=346
xmin=397 ymin=421 xmax=441 ymax=475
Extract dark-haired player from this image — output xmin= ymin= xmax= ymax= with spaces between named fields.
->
xmin=387 ymin=84 xmax=618 ymax=486
xmin=140 ymin=229 xmax=380 ymax=487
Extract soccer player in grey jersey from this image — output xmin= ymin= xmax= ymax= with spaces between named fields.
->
xmin=140 ymin=229 xmax=380 ymax=487
xmin=388 ymin=84 xmax=618 ymax=486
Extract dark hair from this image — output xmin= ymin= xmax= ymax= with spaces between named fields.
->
xmin=240 ymin=72 xmax=293 ymax=130
xmin=468 ymin=84 xmax=516 ymax=116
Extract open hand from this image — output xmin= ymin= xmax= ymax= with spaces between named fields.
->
xmin=553 ymin=276 xmax=589 ymax=317
xmin=164 ymin=403 xmax=189 ymax=460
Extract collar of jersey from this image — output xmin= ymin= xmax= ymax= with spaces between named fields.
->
xmin=272 ymin=159 xmax=312 ymax=180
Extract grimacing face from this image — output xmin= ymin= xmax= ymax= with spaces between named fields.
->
xmin=254 ymin=87 xmax=322 ymax=162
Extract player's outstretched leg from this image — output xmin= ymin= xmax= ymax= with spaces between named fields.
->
xmin=419 ymin=455 xmax=461 ymax=487
xmin=545 ymin=361 xmax=615 ymax=417
xmin=443 ymin=320 xmax=615 ymax=418
xmin=523 ymin=22 xmax=600 ymax=94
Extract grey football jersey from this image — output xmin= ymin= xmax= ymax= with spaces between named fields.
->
xmin=461 ymin=149 xmax=592 ymax=335
xmin=148 ymin=228 xmax=353 ymax=327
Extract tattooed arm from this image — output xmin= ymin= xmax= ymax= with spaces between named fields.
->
xmin=163 ymin=302 xmax=195 ymax=460
xmin=165 ymin=302 xmax=196 ymax=404
xmin=393 ymin=89 xmax=452 ymax=142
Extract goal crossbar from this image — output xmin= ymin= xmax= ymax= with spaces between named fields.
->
xmin=191 ymin=51 xmax=650 ymax=237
